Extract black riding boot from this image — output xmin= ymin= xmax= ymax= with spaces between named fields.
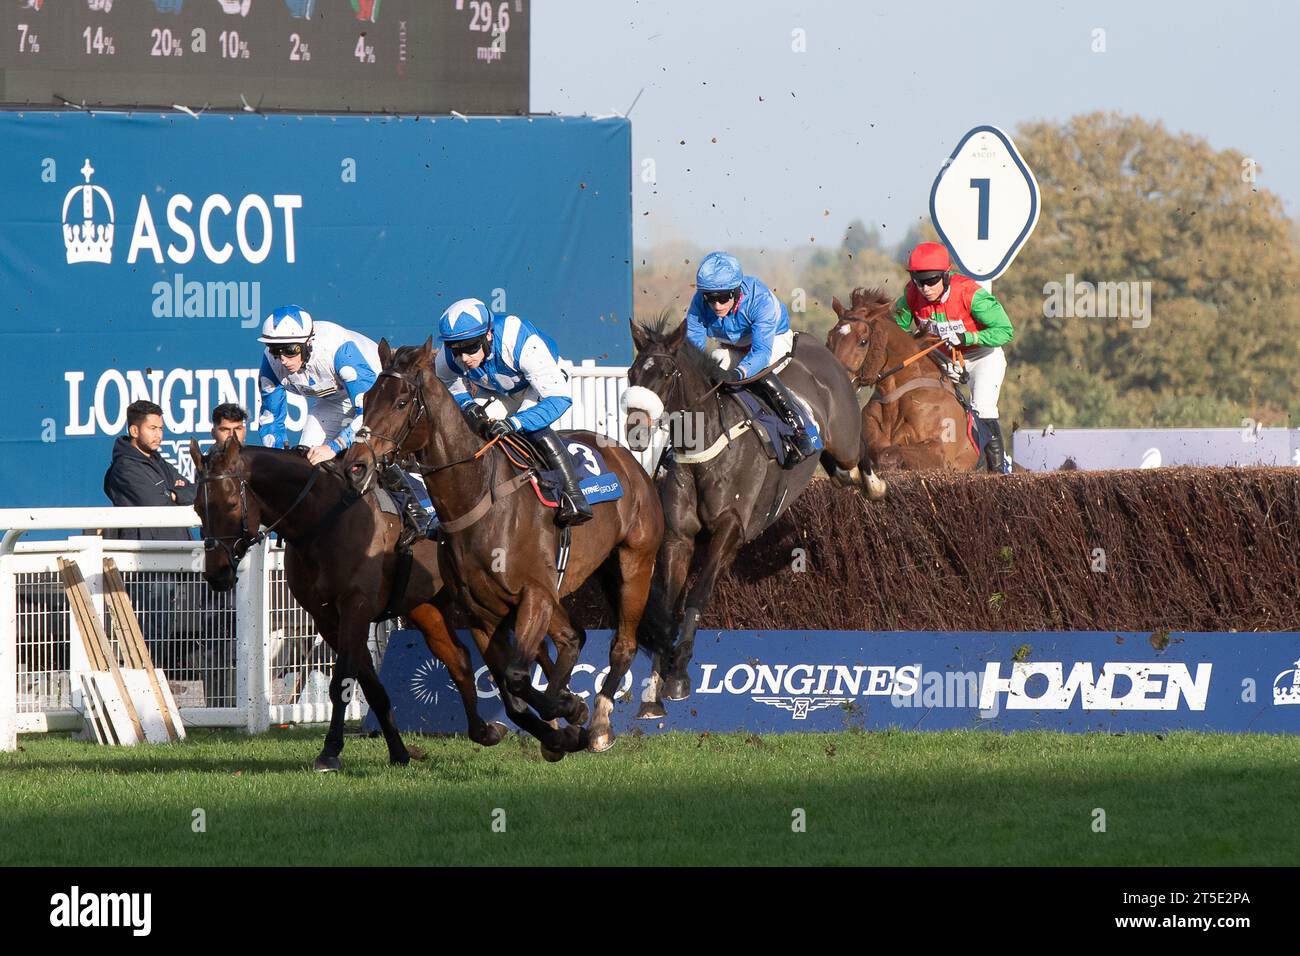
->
xmin=383 ymin=463 xmax=431 ymax=547
xmin=751 ymin=374 xmax=819 ymax=465
xmin=532 ymin=428 xmax=594 ymax=526
xmin=981 ymin=418 xmax=1010 ymax=474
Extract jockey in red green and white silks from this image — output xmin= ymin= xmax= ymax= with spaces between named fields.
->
xmin=893 ymin=242 xmax=1015 ymax=472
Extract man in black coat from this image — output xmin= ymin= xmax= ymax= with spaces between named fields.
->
xmin=103 ymin=400 xmax=196 ymax=541
xmin=103 ymin=400 xmax=198 ymax=678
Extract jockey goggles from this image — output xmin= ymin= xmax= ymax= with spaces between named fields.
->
xmin=448 ymin=333 xmax=489 ymax=356
xmin=911 ymin=272 xmax=946 ymax=288
xmin=268 ymin=343 xmax=304 ymax=358
xmin=701 ymin=288 xmax=739 ymax=305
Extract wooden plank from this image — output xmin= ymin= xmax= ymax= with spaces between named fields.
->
xmin=104 ymin=559 xmax=179 ymax=741
xmin=78 ymin=673 xmax=108 ymax=745
xmin=58 ymin=558 xmax=144 ymax=745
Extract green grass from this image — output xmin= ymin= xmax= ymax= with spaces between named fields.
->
xmin=2 ymin=726 xmax=1298 ymax=866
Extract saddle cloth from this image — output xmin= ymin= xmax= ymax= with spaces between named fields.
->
xmin=533 ymin=438 xmax=624 ymax=506
xmin=731 ymin=389 xmax=824 ymax=467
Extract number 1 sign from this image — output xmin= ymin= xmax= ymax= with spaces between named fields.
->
xmin=929 ymin=126 xmax=1040 ymax=283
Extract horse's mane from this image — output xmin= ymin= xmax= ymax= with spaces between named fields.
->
xmin=846 ymin=286 xmax=895 ymax=322
xmin=634 ymin=308 xmax=722 ymax=380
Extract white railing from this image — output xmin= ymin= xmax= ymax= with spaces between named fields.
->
xmin=0 ymin=514 xmax=384 ymax=752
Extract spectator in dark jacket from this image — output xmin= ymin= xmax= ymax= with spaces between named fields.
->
xmin=103 ymin=400 xmax=196 ymax=542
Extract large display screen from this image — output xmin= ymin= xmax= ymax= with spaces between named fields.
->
xmin=0 ymin=1 xmax=528 ymax=114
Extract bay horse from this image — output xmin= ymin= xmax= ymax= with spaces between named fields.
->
xmin=623 ymin=314 xmax=885 ymax=715
xmin=827 ymin=287 xmax=981 ymax=471
xmin=190 ymin=436 xmax=508 ymax=772
xmin=342 ymin=338 xmax=664 ymax=754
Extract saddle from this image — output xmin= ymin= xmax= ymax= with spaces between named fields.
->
xmin=494 ymin=432 xmax=624 ymax=510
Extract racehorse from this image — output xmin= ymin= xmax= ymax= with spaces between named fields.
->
xmin=827 ymin=287 xmax=981 ymax=471
xmin=622 ymin=313 xmax=885 ymax=715
xmin=342 ymin=338 xmax=664 ymax=754
xmin=190 ymin=436 xmax=509 ymax=772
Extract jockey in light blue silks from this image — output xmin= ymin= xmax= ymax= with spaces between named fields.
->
xmin=435 ymin=297 xmax=593 ymax=526
xmin=257 ymin=305 xmax=381 ymax=464
xmin=685 ymin=251 xmax=819 ymax=463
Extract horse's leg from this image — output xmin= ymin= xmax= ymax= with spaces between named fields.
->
xmin=542 ymin=608 xmax=589 ymax=726
xmin=407 ymin=602 xmax=507 ymax=747
xmin=347 ymin=626 xmax=415 ymax=765
xmin=590 ymin=539 xmax=654 ymax=751
xmin=637 ymin=502 xmax=699 ymax=719
xmin=663 ymin=512 xmax=745 ymax=701
xmin=504 ymin=586 xmax=564 ymax=717
xmin=475 ymin=623 xmax=585 ymax=757
xmin=314 ymin=640 xmax=355 ymax=773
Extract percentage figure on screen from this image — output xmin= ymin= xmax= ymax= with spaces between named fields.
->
xmin=17 ymin=24 xmax=41 ymax=54
xmin=150 ymin=28 xmax=184 ymax=58
xmin=354 ymin=36 xmax=376 ymax=64
xmin=220 ymin=31 xmax=250 ymax=59
xmin=289 ymin=34 xmax=312 ymax=62
xmin=83 ymin=26 xmax=117 ymax=56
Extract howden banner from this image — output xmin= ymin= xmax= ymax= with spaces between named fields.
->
xmin=0 ymin=111 xmax=632 ymax=506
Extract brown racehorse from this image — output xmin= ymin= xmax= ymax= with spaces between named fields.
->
xmin=827 ymin=287 xmax=981 ymax=471
xmin=190 ymin=437 xmax=511 ymax=772
xmin=342 ymin=339 xmax=665 ymax=754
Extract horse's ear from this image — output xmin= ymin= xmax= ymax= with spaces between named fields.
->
xmin=420 ymin=335 xmax=435 ymax=364
xmin=832 ymin=296 xmax=845 ymax=318
xmin=378 ymin=337 xmax=393 ymax=370
xmin=188 ymin=438 xmax=204 ymax=471
xmin=666 ymin=319 xmax=687 ymax=347
xmin=630 ymin=318 xmax=650 ymax=353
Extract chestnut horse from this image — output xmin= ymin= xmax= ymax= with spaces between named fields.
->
xmin=343 ymin=339 xmax=664 ymax=754
xmin=190 ymin=437 xmax=508 ymax=772
xmin=827 ymin=287 xmax=980 ymax=471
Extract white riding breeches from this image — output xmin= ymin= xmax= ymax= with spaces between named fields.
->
xmin=963 ymin=346 xmax=1007 ymax=420
xmin=299 ymin=398 xmax=358 ymax=448
xmin=712 ymin=329 xmax=796 ymax=375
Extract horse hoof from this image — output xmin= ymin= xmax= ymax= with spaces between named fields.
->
xmin=472 ymin=721 xmax=509 ymax=747
xmin=588 ymin=730 xmax=616 ymax=753
xmin=313 ymin=755 xmax=341 ymax=773
xmin=402 ymin=744 xmax=427 ymax=763
xmin=566 ymin=698 xmax=590 ymax=726
xmin=540 ymin=747 xmax=566 ymax=763
xmin=662 ymin=676 xmax=692 ymax=701
xmin=636 ymin=701 xmax=667 ymax=720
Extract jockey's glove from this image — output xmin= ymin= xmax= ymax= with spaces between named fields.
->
xmin=940 ymin=328 xmax=964 ymax=347
xmin=710 ymin=365 xmax=744 ymax=385
xmin=485 ymin=418 xmax=516 ymax=439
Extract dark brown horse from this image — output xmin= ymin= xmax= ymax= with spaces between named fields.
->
xmin=827 ymin=287 xmax=980 ymax=471
xmin=190 ymin=437 xmax=507 ymax=772
xmin=342 ymin=339 xmax=664 ymax=754
xmin=623 ymin=315 xmax=884 ymax=716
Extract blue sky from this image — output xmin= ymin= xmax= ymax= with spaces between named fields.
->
xmin=533 ymin=0 xmax=1300 ymax=250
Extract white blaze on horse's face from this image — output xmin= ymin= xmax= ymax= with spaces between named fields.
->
xmin=837 ymin=323 xmax=850 ymax=336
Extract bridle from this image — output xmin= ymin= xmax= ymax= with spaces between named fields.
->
xmin=197 ymin=464 xmax=319 ymax=570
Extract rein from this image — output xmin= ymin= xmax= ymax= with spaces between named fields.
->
xmin=199 ymin=462 xmax=320 ymax=566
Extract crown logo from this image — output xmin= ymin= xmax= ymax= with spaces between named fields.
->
xmin=62 ymin=158 xmax=115 ymax=265
xmin=1274 ymin=658 xmax=1300 ymax=706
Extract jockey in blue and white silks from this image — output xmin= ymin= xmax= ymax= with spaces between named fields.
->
xmin=685 ymin=251 xmax=818 ymax=463
xmin=434 ymin=297 xmax=593 ymax=525
xmin=256 ymin=305 xmax=381 ymax=466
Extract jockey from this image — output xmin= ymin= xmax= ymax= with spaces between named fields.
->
xmin=685 ymin=251 xmax=819 ymax=464
xmin=894 ymin=242 xmax=1015 ymax=473
xmin=434 ymin=297 xmax=593 ymax=526
xmin=257 ymin=305 xmax=381 ymax=464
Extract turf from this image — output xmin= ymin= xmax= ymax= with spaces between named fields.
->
xmin=1 ymin=726 xmax=1297 ymax=866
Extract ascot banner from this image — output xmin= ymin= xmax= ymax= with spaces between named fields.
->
xmin=0 ymin=111 xmax=632 ymax=506
xmin=367 ymin=630 xmax=1300 ymax=736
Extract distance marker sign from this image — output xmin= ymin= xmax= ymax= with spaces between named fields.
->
xmin=930 ymin=125 xmax=1039 ymax=282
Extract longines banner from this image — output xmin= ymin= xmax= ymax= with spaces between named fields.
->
xmin=0 ymin=111 xmax=632 ymax=506
xmin=367 ymin=630 xmax=1300 ymax=735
